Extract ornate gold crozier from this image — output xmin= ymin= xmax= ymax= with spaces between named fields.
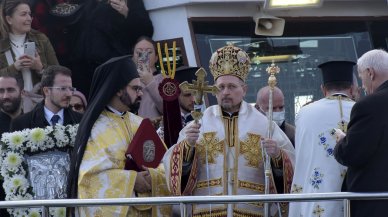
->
xmin=264 ymin=61 xmax=282 ymax=217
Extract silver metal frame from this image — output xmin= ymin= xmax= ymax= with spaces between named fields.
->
xmin=1 ymin=192 xmax=388 ymax=217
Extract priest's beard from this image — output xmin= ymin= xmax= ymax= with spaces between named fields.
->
xmin=120 ymin=91 xmax=141 ymax=113
xmin=0 ymin=95 xmax=21 ymax=114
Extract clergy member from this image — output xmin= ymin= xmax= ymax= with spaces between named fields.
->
xmin=256 ymin=86 xmax=295 ymax=147
xmin=68 ymin=56 xmax=171 ymax=217
xmin=289 ymin=60 xmax=356 ymax=217
xmin=163 ymin=44 xmax=295 ymax=217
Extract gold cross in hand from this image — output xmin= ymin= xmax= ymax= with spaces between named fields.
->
xmin=179 ymin=68 xmax=218 ymax=122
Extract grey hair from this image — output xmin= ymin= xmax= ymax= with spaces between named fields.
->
xmin=357 ymin=49 xmax=388 ymax=76
xmin=352 ymin=73 xmax=359 ymax=87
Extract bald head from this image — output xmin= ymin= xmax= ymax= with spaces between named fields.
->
xmin=256 ymin=86 xmax=284 ymax=112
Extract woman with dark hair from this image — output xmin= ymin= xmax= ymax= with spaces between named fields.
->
xmin=132 ymin=36 xmax=163 ymax=120
xmin=0 ymin=0 xmax=58 ymax=94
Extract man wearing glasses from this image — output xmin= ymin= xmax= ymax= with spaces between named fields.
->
xmin=68 ymin=56 xmax=171 ymax=217
xmin=163 ymin=44 xmax=295 ymax=217
xmin=10 ymin=65 xmax=82 ymax=131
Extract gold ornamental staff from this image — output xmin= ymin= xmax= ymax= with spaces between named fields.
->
xmin=264 ymin=61 xmax=281 ymax=217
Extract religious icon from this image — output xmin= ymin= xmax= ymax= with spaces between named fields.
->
xmin=26 ymin=151 xmax=70 ymax=200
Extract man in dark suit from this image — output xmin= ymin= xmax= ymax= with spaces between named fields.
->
xmin=10 ymin=65 xmax=82 ymax=131
xmin=334 ymin=49 xmax=388 ymax=217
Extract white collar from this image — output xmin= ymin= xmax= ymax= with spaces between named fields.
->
xmin=44 ymin=106 xmax=65 ymax=126
xmin=9 ymin=33 xmax=26 ymax=46
xmin=106 ymin=105 xmax=126 ymax=116
xmin=331 ymin=92 xmax=350 ymax=97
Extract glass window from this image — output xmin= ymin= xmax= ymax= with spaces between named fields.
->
xmin=193 ymin=19 xmax=375 ymax=124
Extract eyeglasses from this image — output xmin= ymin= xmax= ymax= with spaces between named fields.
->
xmin=69 ymin=103 xmax=84 ymax=111
xmin=48 ymin=86 xmax=76 ymax=93
xmin=128 ymin=85 xmax=143 ymax=93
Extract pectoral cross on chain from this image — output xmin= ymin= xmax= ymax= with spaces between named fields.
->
xmin=179 ymin=68 xmax=218 ymax=122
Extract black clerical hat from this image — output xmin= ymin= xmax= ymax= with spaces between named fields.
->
xmin=318 ymin=61 xmax=355 ymax=84
xmin=174 ymin=66 xmax=199 ymax=84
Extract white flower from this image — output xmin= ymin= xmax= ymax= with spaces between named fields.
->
xmin=28 ymin=208 xmax=41 ymax=217
xmin=5 ymin=186 xmax=16 ymax=195
xmin=10 ymin=174 xmax=28 ymax=190
xmin=53 ymin=126 xmax=69 ymax=147
xmin=1 ymin=124 xmax=79 ymax=216
xmin=9 ymin=193 xmax=27 ymax=201
xmin=1 ymin=132 xmax=12 ymax=143
xmin=68 ymin=124 xmax=79 ymax=146
xmin=22 ymin=193 xmax=33 ymax=200
xmin=45 ymin=137 xmax=55 ymax=149
xmin=4 ymin=152 xmax=23 ymax=172
xmin=7 ymin=132 xmax=25 ymax=151
xmin=29 ymin=143 xmax=40 ymax=152
xmin=28 ymin=128 xmax=46 ymax=145
xmin=50 ymin=207 xmax=66 ymax=217
xmin=1 ymin=166 xmax=9 ymax=178
xmin=11 ymin=208 xmax=28 ymax=217
xmin=0 ymin=149 xmax=3 ymax=164
xmin=45 ymin=125 xmax=54 ymax=134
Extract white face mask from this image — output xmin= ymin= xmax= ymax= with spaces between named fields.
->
xmin=266 ymin=110 xmax=285 ymax=126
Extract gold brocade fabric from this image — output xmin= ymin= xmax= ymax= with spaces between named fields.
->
xmin=78 ymin=110 xmax=171 ymax=217
xmin=166 ymin=103 xmax=295 ymax=217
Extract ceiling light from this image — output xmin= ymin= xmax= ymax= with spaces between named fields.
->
xmin=265 ymin=0 xmax=323 ymax=9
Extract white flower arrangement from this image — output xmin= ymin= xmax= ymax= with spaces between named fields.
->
xmin=0 ymin=124 xmax=79 ymax=217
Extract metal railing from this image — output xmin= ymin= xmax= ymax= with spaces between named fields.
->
xmin=1 ymin=192 xmax=388 ymax=217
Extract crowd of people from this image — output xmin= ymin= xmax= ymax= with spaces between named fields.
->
xmin=0 ymin=0 xmax=388 ymax=216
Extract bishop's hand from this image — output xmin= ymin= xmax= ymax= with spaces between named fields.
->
xmin=185 ymin=122 xmax=201 ymax=147
xmin=262 ymin=138 xmax=280 ymax=158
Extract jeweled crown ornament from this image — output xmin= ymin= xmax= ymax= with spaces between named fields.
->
xmin=209 ymin=43 xmax=251 ymax=81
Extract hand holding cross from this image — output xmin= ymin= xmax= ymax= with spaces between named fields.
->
xmin=179 ymin=68 xmax=218 ymax=123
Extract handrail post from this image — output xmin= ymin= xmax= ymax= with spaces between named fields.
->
xmin=180 ymin=202 xmax=187 ymax=217
xmin=41 ymin=206 xmax=49 ymax=217
xmin=343 ymin=199 xmax=350 ymax=217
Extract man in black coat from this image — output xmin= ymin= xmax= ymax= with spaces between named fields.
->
xmin=334 ymin=49 xmax=388 ymax=217
xmin=0 ymin=74 xmax=24 ymax=135
xmin=0 ymin=73 xmax=25 ymax=217
xmin=10 ymin=65 xmax=82 ymax=131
